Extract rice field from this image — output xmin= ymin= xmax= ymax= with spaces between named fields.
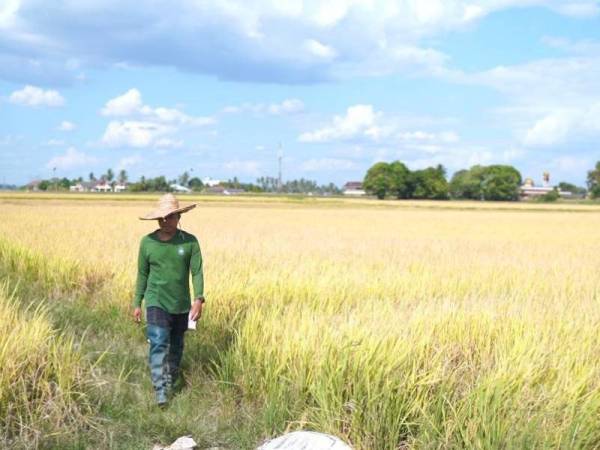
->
xmin=0 ymin=282 xmax=93 ymax=448
xmin=1 ymin=194 xmax=600 ymax=449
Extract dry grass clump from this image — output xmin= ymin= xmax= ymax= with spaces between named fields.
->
xmin=0 ymin=282 xmax=93 ymax=448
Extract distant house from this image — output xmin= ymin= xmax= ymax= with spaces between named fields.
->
xmin=203 ymin=185 xmax=244 ymax=195
xmin=170 ymin=184 xmax=191 ymax=193
xmin=520 ymin=177 xmax=571 ymax=200
xmin=113 ymin=183 xmax=128 ymax=193
xmin=342 ymin=181 xmax=366 ymax=196
xmin=70 ymin=181 xmax=95 ymax=192
xmin=202 ymin=177 xmax=221 ymax=187
xmin=26 ymin=180 xmax=42 ymax=191
xmin=223 ymin=188 xmax=245 ymax=195
xmin=91 ymin=181 xmax=112 ymax=192
xmin=70 ymin=181 xmax=127 ymax=192
xmin=205 ymin=185 xmax=226 ymax=194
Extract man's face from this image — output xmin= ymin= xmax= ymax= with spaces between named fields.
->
xmin=158 ymin=212 xmax=180 ymax=233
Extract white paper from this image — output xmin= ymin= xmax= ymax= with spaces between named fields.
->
xmin=187 ymin=319 xmax=196 ymax=330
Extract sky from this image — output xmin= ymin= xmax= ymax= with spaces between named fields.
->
xmin=1 ymin=0 xmax=600 ymax=187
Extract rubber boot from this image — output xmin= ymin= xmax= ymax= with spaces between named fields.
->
xmin=147 ymin=324 xmax=170 ymax=405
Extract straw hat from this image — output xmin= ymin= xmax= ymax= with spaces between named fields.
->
xmin=140 ymin=193 xmax=196 ymax=220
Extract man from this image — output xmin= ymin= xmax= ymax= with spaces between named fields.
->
xmin=133 ymin=193 xmax=205 ymax=406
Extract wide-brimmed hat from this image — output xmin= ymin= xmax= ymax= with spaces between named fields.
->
xmin=140 ymin=193 xmax=196 ymax=220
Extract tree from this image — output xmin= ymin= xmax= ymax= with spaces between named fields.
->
xmin=188 ymin=177 xmax=203 ymax=192
xmin=538 ymin=188 xmax=560 ymax=202
xmin=89 ymin=172 xmax=96 ymax=182
xmin=587 ymin=161 xmax=600 ymax=199
xmin=449 ymin=166 xmax=486 ymax=200
xmin=558 ymin=182 xmax=586 ymax=197
xmin=480 ymin=165 xmax=522 ymax=201
xmin=363 ymin=162 xmax=393 ymax=199
xmin=59 ymin=177 xmax=71 ymax=190
xmin=150 ymin=176 xmax=170 ymax=192
xmin=178 ymin=171 xmax=190 ymax=187
xmin=128 ymin=175 xmax=170 ymax=192
xmin=388 ymin=161 xmax=412 ymax=199
xmin=450 ymin=165 xmax=521 ymax=201
xmin=412 ymin=165 xmax=449 ymax=200
xmin=256 ymin=176 xmax=279 ymax=192
xmin=106 ymin=168 xmax=114 ymax=183
xmin=118 ymin=169 xmax=128 ymax=184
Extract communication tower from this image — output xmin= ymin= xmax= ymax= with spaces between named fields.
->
xmin=277 ymin=142 xmax=283 ymax=192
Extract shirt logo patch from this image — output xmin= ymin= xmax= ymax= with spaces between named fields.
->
xmin=178 ymin=247 xmax=185 ymax=256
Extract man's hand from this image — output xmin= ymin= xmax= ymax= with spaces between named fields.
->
xmin=189 ymin=299 xmax=204 ymax=321
xmin=133 ymin=307 xmax=142 ymax=323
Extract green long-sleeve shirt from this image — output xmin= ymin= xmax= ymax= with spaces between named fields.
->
xmin=134 ymin=230 xmax=204 ymax=314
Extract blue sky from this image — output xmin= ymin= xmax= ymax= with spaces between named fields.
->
xmin=1 ymin=0 xmax=599 ymax=187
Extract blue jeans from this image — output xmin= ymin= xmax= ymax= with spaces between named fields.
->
xmin=146 ymin=307 xmax=187 ymax=400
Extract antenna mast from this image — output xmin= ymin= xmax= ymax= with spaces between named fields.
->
xmin=277 ymin=142 xmax=283 ymax=192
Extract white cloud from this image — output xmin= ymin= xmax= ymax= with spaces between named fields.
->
xmin=99 ymin=89 xmax=215 ymax=148
xmin=554 ymin=2 xmax=600 ymax=18
xmin=405 ymin=148 xmax=494 ymax=172
xmin=456 ymin=39 xmax=600 ymax=149
xmin=102 ymin=121 xmax=173 ymax=148
xmin=101 ymin=88 xmax=215 ymax=126
xmin=6 ymin=1 xmax=596 ymax=85
xmin=46 ymin=147 xmax=97 ymax=170
xmin=522 ymin=103 xmax=600 ymax=147
xmin=267 ymin=99 xmax=305 ymax=115
xmin=223 ymin=99 xmax=304 ymax=116
xmin=0 ymin=0 xmax=20 ymax=28
xmin=523 ymin=113 xmax=573 ymax=147
xmin=541 ymin=36 xmax=600 ymax=55
xmin=299 ymin=105 xmax=460 ymax=148
xmin=549 ymin=155 xmax=592 ymax=172
xmin=117 ymin=154 xmax=142 ymax=170
xmin=299 ymin=104 xmax=381 ymax=143
xmin=301 ymin=158 xmax=358 ymax=171
xmin=9 ymin=85 xmax=64 ymax=107
xmin=304 ymin=39 xmax=337 ymax=60
xmin=222 ymin=160 xmax=261 ymax=176
xmin=57 ymin=120 xmax=76 ymax=131
xmin=101 ymin=88 xmax=142 ymax=116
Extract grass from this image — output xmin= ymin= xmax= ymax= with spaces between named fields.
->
xmin=1 ymin=196 xmax=600 ymax=448
xmin=0 ymin=237 xmax=264 ymax=449
xmin=0 ymin=280 xmax=94 ymax=449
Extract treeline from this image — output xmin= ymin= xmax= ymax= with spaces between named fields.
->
xmin=449 ymin=165 xmax=522 ymax=201
xmin=364 ymin=160 xmax=598 ymax=201
xmin=129 ymin=172 xmax=341 ymax=194
xmin=363 ymin=161 xmax=522 ymax=200
xmin=25 ymin=168 xmax=341 ymax=195
xmin=587 ymin=161 xmax=600 ymax=198
xmin=256 ymin=176 xmax=341 ymax=194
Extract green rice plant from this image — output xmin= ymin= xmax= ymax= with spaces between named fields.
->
xmin=0 ymin=282 xmax=94 ymax=449
xmin=220 ymin=300 xmax=600 ymax=449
